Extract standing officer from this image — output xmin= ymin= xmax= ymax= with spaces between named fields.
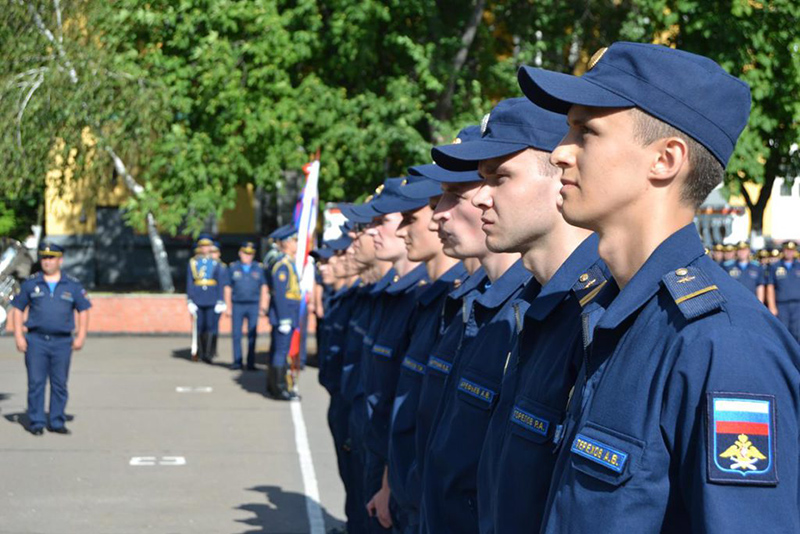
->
xmin=724 ymin=241 xmax=765 ymax=302
xmin=722 ymin=243 xmax=736 ymax=263
xmin=187 ymin=234 xmax=224 ymax=363
xmin=711 ymin=243 xmax=725 ymax=265
xmin=520 ymin=41 xmax=800 ymax=532
xmin=208 ymin=240 xmax=227 ymax=361
xmin=767 ymin=241 xmax=800 ymax=342
xmin=224 ymin=241 xmax=268 ymax=370
xmin=267 ymin=226 xmax=301 ymax=400
xmin=11 ymin=243 xmax=91 ymax=435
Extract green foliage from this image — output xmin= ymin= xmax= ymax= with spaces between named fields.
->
xmin=1 ymin=0 xmax=797 ymax=236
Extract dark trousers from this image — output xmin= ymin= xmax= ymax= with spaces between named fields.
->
xmin=777 ymin=301 xmax=800 ymax=342
xmin=271 ymin=328 xmax=292 ymax=367
xmin=25 ymin=333 xmax=73 ymax=430
xmin=232 ymin=303 xmax=259 ymax=366
xmin=197 ymin=306 xmax=218 ymax=334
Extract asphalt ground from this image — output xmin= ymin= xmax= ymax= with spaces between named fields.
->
xmin=0 ymin=335 xmax=346 ymax=534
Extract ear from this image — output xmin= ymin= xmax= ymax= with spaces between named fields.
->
xmin=648 ymin=136 xmax=689 ymax=184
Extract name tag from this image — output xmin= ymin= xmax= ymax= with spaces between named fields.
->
xmin=427 ymin=356 xmax=452 ymax=375
xmin=457 ymin=378 xmax=496 ymax=405
xmin=511 ymin=406 xmax=550 ymax=436
xmin=571 ymin=433 xmax=628 ymax=473
xmin=372 ymin=344 xmax=392 ymax=358
xmin=401 ymin=356 xmax=426 ymax=375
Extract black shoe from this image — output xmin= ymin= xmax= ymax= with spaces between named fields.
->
xmin=245 ymin=363 xmax=257 ymax=371
xmin=28 ymin=427 xmax=44 ymax=436
xmin=231 ymin=363 xmax=243 ymax=370
xmin=47 ymin=426 xmax=71 ymax=435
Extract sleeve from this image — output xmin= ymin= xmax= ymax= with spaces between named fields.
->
xmin=186 ymin=261 xmax=196 ymax=301
xmin=11 ymin=281 xmax=30 ymax=310
xmin=222 ymin=265 xmax=233 ymax=287
xmin=661 ymin=327 xmax=800 ymax=533
xmin=756 ymin=265 xmax=766 ymax=287
xmin=72 ymin=282 xmax=92 ymax=311
xmin=272 ymin=263 xmax=292 ymax=323
xmin=258 ymin=265 xmax=267 ymax=287
xmin=765 ymin=264 xmax=775 ymax=286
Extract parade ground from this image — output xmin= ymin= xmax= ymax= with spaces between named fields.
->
xmin=0 ymin=336 xmax=346 ymax=534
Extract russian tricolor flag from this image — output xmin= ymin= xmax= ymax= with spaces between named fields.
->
xmin=713 ymin=398 xmax=770 ymax=436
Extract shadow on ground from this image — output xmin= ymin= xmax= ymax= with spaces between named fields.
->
xmin=236 ymin=484 xmax=345 ymax=534
xmin=4 ymin=411 xmax=74 ymax=431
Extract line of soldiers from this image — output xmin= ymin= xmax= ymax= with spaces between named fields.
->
xmin=710 ymin=241 xmax=800 ymax=341
xmin=185 ymin=226 xmax=304 ymax=400
xmin=312 ymin=42 xmax=800 ymax=534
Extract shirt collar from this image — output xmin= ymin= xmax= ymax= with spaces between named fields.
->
xmin=475 ymin=259 xmax=532 ymax=309
xmin=597 ymin=223 xmax=705 ymax=331
xmin=418 ymin=262 xmax=468 ymax=306
xmin=370 ymin=268 xmax=397 ymax=296
xmin=449 ymin=266 xmax=487 ymax=300
xmin=526 ymin=233 xmax=602 ymax=321
xmin=386 ymin=263 xmax=429 ymax=295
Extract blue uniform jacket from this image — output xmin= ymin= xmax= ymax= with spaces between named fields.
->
xmin=421 ymin=259 xmax=532 ymax=534
xmin=269 ymin=256 xmax=301 ymax=327
xmin=388 ymin=262 xmax=468 ymax=516
xmin=541 ymin=224 xmax=800 ymax=534
xmin=769 ymin=259 xmax=800 ymax=302
xmin=12 ymin=272 xmax=92 ymax=335
xmin=319 ymin=282 xmax=358 ymax=395
xmin=340 ymin=279 xmax=381 ymax=406
xmin=477 ymin=234 xmax=615 ymax=534
xmin=226 ymin=261 xmax=266 ymax=303
xmin=364 ymin=264 xmax=428 ymax=462
xmin=723 ymin=260 xmax=764 ymax=296
xmin=187 ymin=256 xmax=224 ymax=307
xmin=414 ymin=268 xmax=489 ymax=490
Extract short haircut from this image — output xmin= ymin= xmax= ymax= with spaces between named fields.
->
xmin=631 ymin=108 xmax=724 ymax=208
xmin=532 ymin=148 xmax=559 ymax=178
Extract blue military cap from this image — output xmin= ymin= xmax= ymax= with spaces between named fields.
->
xmin=240 ymin=241 xmax=257 ymax=254
xmin=432 ymin=98 xmax=568 ymax=171
xmin=38 ymin=242 xmax=64 ymax=258
xmin=326 ymin=234 xmax=353 ymax=251
xmin=347 ymin=178 xmax=408 ymax=219
xmin=210 ymin=240 xmax=221 ymax=251
xmin=196 ymin=233 xmax=214 ymax=247
xmin=269 ymin=224 xmax=297 ymax=241
xmin=517 ymin=42 xmax=751 ymax=166
xmin=372 ymin=174 xmax=441 ymax=214
xmin=340 ymin=201 xmax=378 ymax=224
xmin=310 ymin=246 xmax=334 ymax=260
xmin=412 ymin=125 xmax=483 ymax=183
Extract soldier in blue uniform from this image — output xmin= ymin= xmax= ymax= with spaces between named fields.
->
xmin=383 ymin=174 xmax=466 ymax=533
xmin=267 ymin=226 xmax=301 ymax=400
xmin=223 ymin=241 xmax=268 ymax=370
xmin=208 ymin=240 xmax=227 ymax=361
xmin=186 ymin=235 xmax=224 ymax=363
xmin=519 ymin=41 xmax=800 ymax=532
xmin=432 ymin=97 xmax=615 ymax=534
xmin=711 ymin=243 xmax=724 ymax=265
xmin=724 ymin=241 xmax=765 ymax=302
xmin=767 ymin=241 xmax=800 ymax=342
xmin=11 ymin=243 xmax=91 ymax=435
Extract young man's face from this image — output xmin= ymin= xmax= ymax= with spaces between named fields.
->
xmin=474 ymin=148 xmax=562 ymax=254
xmin=352 ymin=227 xmax=377 ymax=266
xmin=318 ymin=260 xmax=336 ymax=285
xmin=369 ymin=213 xmax=406 ymax=263
xmin=432 ymin=182 xmax=489 ymax=259
xmin=282 ymin=237 xmax=298 ymax=256
xmin=736 ymin=248 xmax=750 ymax=262
xmin=723 ymin=250 xmax=735 ymax=261
xmin=239 ymin=250 xmax=254 ymax=264
xmin=712 ymin=250 xmax=724 ymax=262
xmin=784 ymin=248 xmax=797 ymax=261
xmin=397 ymin=203 xmax=440 ymax=262
xmin=40 ymin=256 xmax=62 ymax=275
xmin=550 ymin=105 xmax=653 ymax=231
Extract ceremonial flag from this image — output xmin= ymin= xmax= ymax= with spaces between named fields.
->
xmin=288 ymin=152 xmax=320 ymax=374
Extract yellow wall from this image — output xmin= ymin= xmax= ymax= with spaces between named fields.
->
xmin=217 ymin=184 xmax=257 ymax=234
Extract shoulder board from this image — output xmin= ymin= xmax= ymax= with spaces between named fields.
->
xmin=66 ymin=274 xmax=80 ymax=283
xmin=272 ymin=260 xmax=288 ymax=275
xmin=571 ymin=263 xmax=611 ymax=308
xmin=662 ymin=266 xmax=725 ymax=321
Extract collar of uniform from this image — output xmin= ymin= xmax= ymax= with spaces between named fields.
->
xmin=449 ymin=266 xmax=488 ymax=301
xmin=417 ymin=262 xmax=468 ymax=306
xmin=475 ymin=258 xmax=532 ymax=309
xmin=597 ymin=222 xmax=706 ymax=331
xmin=370 ymin=268 xmax=397 ymax=296
xmin=385 ymin=263 xmax=429 ymax=295
xmin=526 ymin=233 xmax=601 ymax=322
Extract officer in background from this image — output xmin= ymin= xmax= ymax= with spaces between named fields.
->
xmin=722 ymin=243 xmax=736 ymax=263
xmin=267 ymin=226 xmax=301 ymax=400
xmin=224 ymin=241 xmax=268 ymax=371
xmin=187 ymin=234 xmax=224 ymax=363
xmin=11 ymin=243 xmax=91 ymax=435
xmin=520 ymin=41 xmax=800 ymax=532
xmin=723 ymin=241 xmax=765 ymax=302
xmin=208 ymin=240 xmax=228 ymax=361
xmin=711 ymin=243 xmax=724 ymax=265
xmin=767 ymin=241 xmax=800 ymax=342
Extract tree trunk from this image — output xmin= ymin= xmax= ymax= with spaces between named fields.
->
xmin=741 ymin=168 xmax=777 ymax=239
xmin=107 ymin=147 xmax=175 ymax=293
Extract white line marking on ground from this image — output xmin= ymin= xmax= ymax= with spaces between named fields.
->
xmin=175 ymin=386 xmax=213 ymax=393
xmin=290 ymin=394 xmax=325 ymax=534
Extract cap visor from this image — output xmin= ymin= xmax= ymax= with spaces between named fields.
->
xmin=372 ymin=195 xmax=429 ymax=214
xmin=409 ymin=164 xmax=481 ymax=184
xmin=432 ymin=139 xmax=530 ymax=171
xmin=518 ymin=66 xmax=633 ymax=114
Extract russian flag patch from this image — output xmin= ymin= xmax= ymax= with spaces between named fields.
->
xmin=707 ymin=392 xmax=777 ymax=486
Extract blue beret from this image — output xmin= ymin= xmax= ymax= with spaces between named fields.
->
xmin=518 ymin=42 xmax=751 ymax=167
xmin=431 ymin=98 xmax=568 ymax=171
xmin=38 ymin=242 xmax=64 ymax=257
xmin=412 ymin=125 xmax=483 ymax=183
xmin=240 ymin=241 xmax=257 ymax=254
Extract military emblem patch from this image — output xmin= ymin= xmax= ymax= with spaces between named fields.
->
xmin=707 ymin=392 xmax=777 ymax=486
